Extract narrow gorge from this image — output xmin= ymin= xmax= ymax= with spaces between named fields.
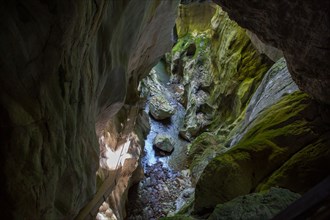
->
xmin=0 ymin=0 xmax=329 ymax=220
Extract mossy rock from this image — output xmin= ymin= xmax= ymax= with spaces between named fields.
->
xmin=208 ymin=187 xmax=300 ymax=220
xmin=208 ymin=6 xmax=273 ymax=129
xmin=160 ymin=215 xmax=196 ymax=220
xmin=187 ymin=132 xmax=227 ymax=185
xmin=257 ymin=137 xmax=330 ymax=193
xmin=194 ymin=92 xmax=330 ymax=213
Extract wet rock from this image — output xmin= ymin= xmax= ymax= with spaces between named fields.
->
xmin=153 ymin=134 xmax=175 ymax=153
xmin=149 ymin=95 xmax=176 ymax=120
xmin=175 ymin=188 xmax=195 ymax=211
xmin=171 ymin=84 xmax=185 ymax=104
xmin=171 ymin=52 xmax=185 ymax=77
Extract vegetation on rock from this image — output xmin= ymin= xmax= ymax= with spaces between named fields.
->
xmin=208 ymin=188 xmax=300 ymax=220
xmin=194 ymin=91 xmax=330 ymax=213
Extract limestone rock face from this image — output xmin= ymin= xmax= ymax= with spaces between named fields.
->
xmin=229 ymin=57 xmax=299 ymax=147
xmin=194 ymin=92 xmax=330 ymax=213
xmin=153 ymin=134 xmax=175 ymax=153
xmin=176 ymin=5 xmax=272 ymax=176
xmin=0 ymin=0 xmax=179 ymax=218
xmin=208 ymin=188 xmax=300 ymax=220
xmin=207 ymin=6 xmax=272 ymax=131
xmin=213 ymin=0 xmax=330 ymax=104
xmin=246 ymin=31 xmax=283 ymax=62
xmin=176 ymin=1 xmax=217 ymax=37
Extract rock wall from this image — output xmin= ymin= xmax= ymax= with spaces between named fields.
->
xmin=0 ymin=0 xmax=179 ymax=219
xmin=213 ymin=0 xmax=330 ymax=104
xmin=163 ymin=2 xmax=330 ymax=218
xmin=195 ymin=91 xmax=330 ymax=213
xmin=208 ymin=6 xmax=272 ymax=129
xmin=170 ymin=6 xmax=273 ymax=185
xmin=192 ymin=56 xmax=330 ymax=215
xmin=176 ymin=2 xmax=216 ymax=37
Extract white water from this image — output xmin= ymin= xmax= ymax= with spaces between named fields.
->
xmin=141 ymin=62 xmax=188 ymax=170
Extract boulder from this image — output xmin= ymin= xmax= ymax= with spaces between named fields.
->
xmin=187 ymin=133 xmax=227 ymax=185
xmin=149 ymin=95 xmax=176 ymax=120
xmin=208 ymin=188 xmax=300 ymax=220
xmin=153 ymin=134 xmax=175 ymax=153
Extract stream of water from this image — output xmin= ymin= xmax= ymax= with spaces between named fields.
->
xmin=125 ymin=62 xmax=193 ymax=220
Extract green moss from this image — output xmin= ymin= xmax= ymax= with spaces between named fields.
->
xmin=257 ymin=137 xmax=330 ymax=193
xmin=187 ymin=132 xmax=228 ymax=184
xmin=208 ymin=188 xmax=300 ymax=220
xmin=194 ymin=92 xmax=326 ymax=213
xmin=160 ymin=215 xmax=196 ymax=220
xmin=172 ymin=35 xmax=192 ymax=54
xmin=208 ymin=6 xmax=273 ymax=129
xmin=188 ymin=133 xmax=222 ymax=160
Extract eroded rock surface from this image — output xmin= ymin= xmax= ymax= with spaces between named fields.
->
xmin=229 ymin=57 xmax=299 ymax=147
xmin=195 ymin=92 xmax=330 ymax=213
xmin=0 ymin=0 xmax=180 ymax=218
xmin=208 ymin=188 xmax=300 ymax=220
xmin=176 ymin=1 xmax=217 ymax=37
xmin=214 ymin=0 xmax=330 ymax=104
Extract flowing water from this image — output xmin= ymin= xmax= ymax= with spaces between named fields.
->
xmin=125 ymin=62 xmax=193 ymax=220
xmin=142 ymin=92 xmax=187 ymax=170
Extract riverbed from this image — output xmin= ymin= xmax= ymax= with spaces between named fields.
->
xmin=125 ymin=62 xmax=193 ymax=219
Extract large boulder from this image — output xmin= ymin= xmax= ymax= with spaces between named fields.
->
xmin=149 ymin=95 xmax=176 ymax=120
xmin=187 ymin=132 xmax=227 ymax=185
xmin=208 ymin=188 xmax=300 ymax=220
xmin=153 ymin=134 xmax=175 ymax=153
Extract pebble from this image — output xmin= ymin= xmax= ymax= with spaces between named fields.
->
xmin=126 ymin=161 xmax=192 ymax=219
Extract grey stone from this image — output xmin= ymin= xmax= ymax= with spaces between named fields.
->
xmin=153 ymin=134 xmax=175 ymax=153
xmin=149 ymin=95 xmax=176 ymax=120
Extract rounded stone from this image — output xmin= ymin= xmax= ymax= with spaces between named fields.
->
xmin=153 ymin=134 xmax=175 ymax=153
xmin=149 ymin=95 xmax=176 ymax=120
